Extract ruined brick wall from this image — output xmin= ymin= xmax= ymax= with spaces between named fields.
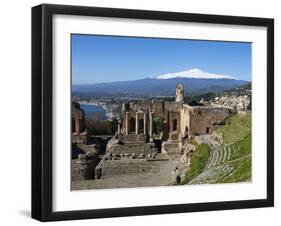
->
xmin=168 ymin=111 xmax=181 ymax=141
xmin=163 ymin=101 xmax=181 ymax=112
xmin=130 ymin=102 xmax=151 ymax=111
xmin=121 ymin=98 xmax=233 ymax=142
xmin=152 ymin=100 xmax=165 ymax=113
xmin=188 ymin=106 xmax=232 ymax=135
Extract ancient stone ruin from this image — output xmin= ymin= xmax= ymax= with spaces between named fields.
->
xmin=93 ymin=84 xmax=235 ymax=180
xmin=72 ymin=102 xmax=88 ymax=144
xmin=116 ymin=83 xmax=234 ymax=150
xmin=72 ymin=84 xmax=236 ymax=185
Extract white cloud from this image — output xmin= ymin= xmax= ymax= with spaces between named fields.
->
xmin=156 ymin=68 xmax=237 ymax=80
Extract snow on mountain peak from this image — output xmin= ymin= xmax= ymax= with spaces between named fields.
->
xmin=156 ymin=68 xmax=236 ymax=80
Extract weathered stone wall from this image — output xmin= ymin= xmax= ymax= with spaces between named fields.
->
xmin=119 ymin=84 xmax=235 ymax=143
xmin=189 ymin=106 xmax=232 ymax=135
xmin=71 ymin=156 xmax=99 ymax=180
xmin=96 ymin=158 xmax=160 ymax=179
xmin=162 ymin=141 xmax=180 ymax=154
xmin=72 ymin=133 xmax=88 ymax=144
xmin=107 ymin=142 xmax=154 ymax=155
xmin=163 ymin=101 xmax=181 ymax=112
xmin=152 ymin=100 xmax=165 ymax=113
xmin=119 ymin=133 xmax=148 ymax=143
xmin=168 ymin=111 xmax=181 ymax=140
xmin=180 ymin=104 xmax=191 ymax=138
xmin=129 ymin=102 xmax=151 ymax=111
xmin=72 ymin=102 xmax=85 ymax=133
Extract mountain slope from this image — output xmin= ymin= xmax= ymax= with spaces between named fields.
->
xmin=73 ymin=77 xmax=247 ymax=96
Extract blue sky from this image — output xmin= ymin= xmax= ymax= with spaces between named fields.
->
xmin=72 ymin=34 xmax=251 ymax=84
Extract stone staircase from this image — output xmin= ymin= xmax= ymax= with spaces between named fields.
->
xmin=188 ymin=135 xmax=240 ymax=184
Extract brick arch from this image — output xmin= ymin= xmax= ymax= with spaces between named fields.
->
xmin=153 ymin=113 xmax=168 ymax=122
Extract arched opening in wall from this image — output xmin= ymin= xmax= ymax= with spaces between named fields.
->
xmin=206 ymin=127 xmax=210 ymax=134
xmin=173 ymin=119 xmax=177 ymax=131
xmin=139 ymin=118 xmax=144 ymax=133
xmin=129 ymin=117 xmax=135 ymax=133
xmin=153 ymin=115 xmax=165 ymax=136
xmin=152 ymin=115 xmax=167 ymax=152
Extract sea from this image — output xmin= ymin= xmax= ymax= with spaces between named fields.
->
xmin=80 ymin=104 xmax=107 ymax=120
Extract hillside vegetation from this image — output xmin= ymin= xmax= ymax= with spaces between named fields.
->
xmin=181 ymin=144 xmax=209 ymax=184
xmin=216 ymin=113 xmax=251 ymax=144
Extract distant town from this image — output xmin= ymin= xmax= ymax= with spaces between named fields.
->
xmin=73 ymin=82 xmax=251 ymax=122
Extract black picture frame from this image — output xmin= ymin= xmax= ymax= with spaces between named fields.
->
xmin=32 ymin=4 xmax=274 ymax=222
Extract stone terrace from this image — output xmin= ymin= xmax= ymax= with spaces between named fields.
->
xmin=188 ymin=135 xmax=250 ymax=184
xmin=71 ymin=154 xmax=184 ymax=190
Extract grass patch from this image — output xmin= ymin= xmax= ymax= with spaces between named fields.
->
xmin=216 ymin=113 xmax=251 ymax=144
xmin=216 ymin=157 xmax=252 ymax=183
xmin=181 ymin=144 xmax=209 ymax=184
xmin=229 ymin=134 xmax=251 ymax=161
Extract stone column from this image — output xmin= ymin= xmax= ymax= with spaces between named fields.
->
xmin=125 ymin=112 xmax=129 ymax=135
xmin=143 ymin=112 xmax=146 ymax=135
xmin=135 ymin=112 xmax=139 ymax=135
xmin=168 ymin=112 xmax=172 ymax=141
xmin=75 ymin=118 xmax=80 ymax=134
xmin=149 ymin=112 xmax=153 ymax=142
xmin=117 ymin=123 xmax=121 ymax=134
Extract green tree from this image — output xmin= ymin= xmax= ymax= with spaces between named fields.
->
xmin=153 ymin=116 xmax=164 ymax=135
xmin=107 ymin=118 xmax=119 ymax=135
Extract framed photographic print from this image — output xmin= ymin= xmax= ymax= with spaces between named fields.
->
xmin=32 ymin=4 xmax=274 ymax=221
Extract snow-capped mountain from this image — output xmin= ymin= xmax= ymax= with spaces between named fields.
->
xmin=73 ymin=71 xmax=248 ymax=97
xmin=157 ymin=68 xmax=236 ymax=80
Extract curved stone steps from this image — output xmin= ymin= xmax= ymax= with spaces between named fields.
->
xmin=187 ymin=135 xmax=237 ymax=184
xmin=189 ymin=164 xmax=234 ymax=184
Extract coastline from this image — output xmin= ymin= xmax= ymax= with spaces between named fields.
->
xmin=78 ymin=101 xmax=112 ymax=119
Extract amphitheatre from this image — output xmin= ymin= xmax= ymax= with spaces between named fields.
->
xmin=71 ymin=84 xmax=251 ymax=190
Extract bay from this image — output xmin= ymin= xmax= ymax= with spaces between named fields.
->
xmin=80 ymin=104 xmax=107 ymax=120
